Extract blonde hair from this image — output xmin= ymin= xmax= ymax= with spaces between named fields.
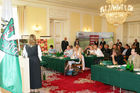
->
xmin=29 ymin=34 xmax=36 ymax=46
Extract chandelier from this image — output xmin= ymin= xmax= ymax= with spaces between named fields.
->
xmin=100 ymin=0 xmax=133 ymax=25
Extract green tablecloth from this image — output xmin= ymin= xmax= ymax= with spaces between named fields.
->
xmin=42 ymin=56 xmax=78 ymax=73
xmin=84 ymin=55 xmax=104 ymax=68
xmin=91 ymin=65 xmax=140 ymax=92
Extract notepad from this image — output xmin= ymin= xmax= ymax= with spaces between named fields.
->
xmin=134 ymin=68 xmax=140 ymax=71
xmin=136 ymin=72 xmax=140 ymax=75
xmin=107 ymin=65 xmax=121 ymax=68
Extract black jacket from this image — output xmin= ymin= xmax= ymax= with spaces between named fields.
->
xmin=61 ymin=40 xmax=69 ymax=52
xmin=115 ymin=55 xmax=125 ymax=65
xmin=100 ymin=41 xmax=106 ymax=46
xmin=94 ymin=41 xmax=99 ymax=46
xmin=102 ymin=48 xmax=111 ymax=58
xmin=125 ymin=48 xmax=131 ymax=57
xmin=133 ymin=42 xmax=139 ymax=49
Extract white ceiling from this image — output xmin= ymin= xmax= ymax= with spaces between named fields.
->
xmin=20 ymin=0 xmax=140 ymax=10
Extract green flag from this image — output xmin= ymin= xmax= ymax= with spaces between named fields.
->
xmin=0 ymin=18 xmax=22 ymax=93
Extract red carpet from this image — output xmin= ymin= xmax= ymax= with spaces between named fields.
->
xmin=42 ymin=70 xmax=125 ymax=93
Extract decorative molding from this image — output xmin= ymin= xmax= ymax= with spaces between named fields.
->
xmin=14 ymin=0 xmax=98 ymax=16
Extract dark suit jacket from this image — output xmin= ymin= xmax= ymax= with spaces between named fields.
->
xmin=61 ymin=40 xmax=69 ymax=52
xmin=100 ymin=41 xmax=106 ymax=46
xmin=126 ymin=48 xmax=131 ymax=57
xmin=116 ymin=42 xmax=122 ymax=46
xmin=94 ymin=41 xmax=99 ymax=46
xmin=120 ymin=47 xmax=125 ymax=53
xmin=133 ymin=42 xmax=139 ymax=49
xmin=102 ymin=48 xmax=111 ymax=58
xmin=115 ymin=55 xmax=125 ymax=65
xmin=123 ymin=48 xmax=131 ymax=60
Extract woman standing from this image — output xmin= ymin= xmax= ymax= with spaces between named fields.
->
xmin=23 ymin=34 xmax=42 ymax=92
xmin=74 ymin=38 xmax=80 ymax=47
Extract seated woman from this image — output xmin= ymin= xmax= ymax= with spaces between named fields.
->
xmin=65 ymin=44 xmax=85 ymax=71
xmin=128 ymin=49 xmax=140 ymax=69
xmin=111 ymin=49 xmax=125 ymax=65
xmin=110 ymin=44 xmax=118 ymax=54
xmin=48 ymin=45 xmax=56 ymax=54
xmin=64 ymin=45 xmax=73 ymax=57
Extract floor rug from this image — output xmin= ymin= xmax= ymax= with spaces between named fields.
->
xmin=41 ymin=68 xmax=130 ymax=93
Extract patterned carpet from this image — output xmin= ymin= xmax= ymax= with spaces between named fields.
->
xmin=39 ymin=67 xmax=133 ymax=93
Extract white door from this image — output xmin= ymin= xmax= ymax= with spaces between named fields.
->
xmin=127 ymin=22 xmax=140 ymax=45
xmin=50 ymin=20 xmax=64 ymax=52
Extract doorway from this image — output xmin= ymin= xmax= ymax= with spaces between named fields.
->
xmin=50 ymin=19 xmax=65 ymax=52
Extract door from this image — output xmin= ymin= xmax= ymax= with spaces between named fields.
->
xmin=127 ymin=22 xmax=140 ymax=45
xmin=50 ymin=20 xmax=64 ymax=52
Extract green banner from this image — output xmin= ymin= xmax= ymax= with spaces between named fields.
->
xmin=0 ymin=18 xmax=22 ymax=93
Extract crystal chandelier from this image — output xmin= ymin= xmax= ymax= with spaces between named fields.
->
xmin=100 ymin=0 xmax=133 ymax=25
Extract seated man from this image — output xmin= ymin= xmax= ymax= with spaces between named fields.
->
xmin=122 ymin=44 xmax=131 ymax=60
xmin=102 ymin=44 xmax=111 ymax=59
xmin=112 ymin=49 xmax=125 ymax=65
xmin=118 ymin=43 xmax=125 ymax=53
xmin=131 ymin=44 xmax=140 ymax=55
xmin=128 ymin=49 xmax=140 ymax=69
xmin=48 ymin=45 xmax=56 ymax=54
xmin=64 ymin=45 xmax=73 ymax=57
xmin=93 ymin=45 xmax=104 ymax=57
xmin=99 ymin=44 xmax=104 ymax=52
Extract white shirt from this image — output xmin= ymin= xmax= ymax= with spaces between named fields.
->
xmin=48 ymin=48 xmax=56 ymax=54
xmin=122 ymin=49 xmax=128 ymax=55
xmin=94 ymin=48 xmax=104 ymax=57
xmin=89 ymin=50 xmax=94 ymax=54
xmin=64 ymin=49 xmax=73 ymax=57
xmin=23 ymin=45 xmax=42 ymax=61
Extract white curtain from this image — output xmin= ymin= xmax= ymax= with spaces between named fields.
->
xmin=0 ymin=6 xmax=19 ymax=38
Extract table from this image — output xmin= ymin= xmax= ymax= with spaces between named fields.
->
xmin=42 ymin=56 xmax=78 ymax=73
xmin=91 ymin=65 xmax=140 ymax=92
xmin=84 ymin=55 xmax=104 ymax=68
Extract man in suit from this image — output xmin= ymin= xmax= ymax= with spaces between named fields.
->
xmin=122 ymin=44 xmax=131 ymax=60
xmin=118 ymin=43 xmax=125 ymax=53
xmin=133 ymin=39 xmax=139 ymax=49
xmin=100 ymin=38 xmax=106 ymax=47
xmin=61 ymin=37 xmax=69 ymax=52
xmin=116 ymin=39 xmax=122 ymax=46
xmin=102 ymin=44 xmax=111 ymax=59
xmin=94 ymin=39 xmax=99 ymax=47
